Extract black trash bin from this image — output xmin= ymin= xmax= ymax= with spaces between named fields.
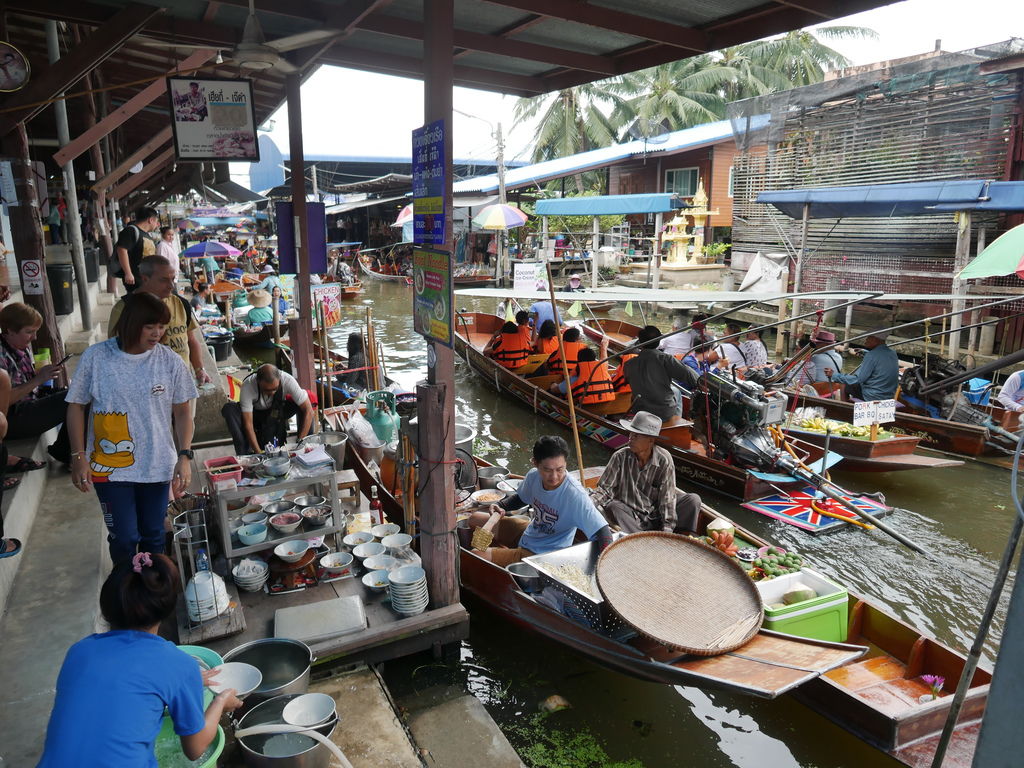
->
xmin=83 ymin=246 xmax=99 ymax=283
xmin=47 ymin=263 xmax=75 ymax=316
xmin=206 ymin=331 xmax=234 ymax=362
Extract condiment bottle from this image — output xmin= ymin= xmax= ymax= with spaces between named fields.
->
xmin=369 ymin=486 xmax=383 ymax=526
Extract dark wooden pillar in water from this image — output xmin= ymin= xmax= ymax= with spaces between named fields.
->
xmin=418 ymin=0 xmax=458 ymax=612
xmin=1 ymin=124 xmax=65 ymax=362
xmin=286 ymin=74 xmax=315 ymax=389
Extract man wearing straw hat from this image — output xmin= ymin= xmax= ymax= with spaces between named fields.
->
xmin=823 ymin=329 xmax=899 ymax=401
xmin=592 ymin=412 xmax=702 ymax=535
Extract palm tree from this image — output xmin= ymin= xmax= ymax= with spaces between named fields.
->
xmin=733 ymin=26 xmax=877 ymax=89
xmin=615 ymin=55 xmax=734 ymax=132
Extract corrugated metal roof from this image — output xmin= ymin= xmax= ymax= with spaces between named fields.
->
xmin=535 ymin=193 xmax=684 ymax=215
xmin=454 ymin=119 xmax=734 ymax=194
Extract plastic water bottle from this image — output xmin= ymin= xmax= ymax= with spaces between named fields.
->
xmin=196 ymin=548 xmax=210 ymax=572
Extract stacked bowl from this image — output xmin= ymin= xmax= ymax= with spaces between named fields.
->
xmin=232 ymin=558 xmax=270 ymax=592
xmin=184 ymin=571 xmax=230 ymax=622
xmin=387 ymin=566 xmax=429 ymax=616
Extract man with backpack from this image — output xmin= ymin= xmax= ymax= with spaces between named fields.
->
xmin=113 ymin=207 xmax=160 ymax=292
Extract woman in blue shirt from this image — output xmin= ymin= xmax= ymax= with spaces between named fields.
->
xmin=39 ymin=553 xmax=243 ymax=767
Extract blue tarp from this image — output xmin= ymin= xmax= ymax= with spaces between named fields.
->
xmin=758 ymin=180 xmax=1024 ymax=219
xmin=535 ymin=193 xmax=685 ymax=217
xmin=189 ymin=216 xmax=251 ymax=226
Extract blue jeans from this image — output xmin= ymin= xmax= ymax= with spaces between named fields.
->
xmin=94 ymin=482 xmax=170 ymax=565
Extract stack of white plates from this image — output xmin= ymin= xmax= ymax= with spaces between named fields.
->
xmin=232 ymin=558 xmax=270 ymax=593
xmin=184 ymin=571 xmax=230 ymax=622
xmin=387 ymin=566 xmax=429 ymax=616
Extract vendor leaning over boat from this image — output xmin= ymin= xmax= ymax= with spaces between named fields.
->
xmin=591 ymin=412 xmax=701 ymax=535
xmin=823 ymin=329 xmax=899 ymax=401
xmin=466 ymin=435 xmax=613 ymax=566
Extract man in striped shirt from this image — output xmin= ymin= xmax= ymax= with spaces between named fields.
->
xmin=591 ymin=411 xmax=701 ymax=534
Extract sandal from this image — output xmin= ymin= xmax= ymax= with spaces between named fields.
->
xmin=8 ymin=457 xmax=46 ymax=473
xmin=0 ymin=538 xmax=22 ymax=558
xmin=2 ymin=475 xmax=21 ymax=491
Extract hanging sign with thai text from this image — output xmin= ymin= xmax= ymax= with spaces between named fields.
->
xmin=412 ymin=120 xmax=446 ymax=245
xmin=412 ymin=248 xmax=452 ymax=346
xmin=167 ymin=77 xmax=259 ymax=162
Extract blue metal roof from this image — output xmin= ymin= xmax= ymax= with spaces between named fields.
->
xmin=455 ymin=119 xmax=736 ymax=195
xmin=758 ymin=180 xmax=1024 ymax=219
xmin=535 ymin=193 xmax=684 ymax=216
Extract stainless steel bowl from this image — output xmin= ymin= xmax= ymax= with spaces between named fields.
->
xmin=507 ymin=562 xmax=543 ymax=593
xmin=292 ymin=495 xmax=326 ymax=509
xmin=262 ymin=500 xmax=297 ymax=517
xmin=223 ymin=638 xmax=314 ymax=705
xmin=300 ymin=506 xmax=332 ymax=528
xmin=262 ymin=456 xmax=291 ymax=477
xmin=477 ymin=466 xmax=510 ymax=490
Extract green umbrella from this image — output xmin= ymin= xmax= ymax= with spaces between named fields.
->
xmin=959 ymin=223 xmax=1024 ymax=279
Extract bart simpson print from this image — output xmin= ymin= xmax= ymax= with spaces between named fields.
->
xmin=90 ymin=412 xmax=136 ymax=479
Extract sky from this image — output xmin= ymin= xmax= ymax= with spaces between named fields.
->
xmin=235 ymin=0 xmax=1023 ymax=186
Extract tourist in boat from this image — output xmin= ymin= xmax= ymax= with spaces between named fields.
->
xmin=623 ymin=325 xmax=692 ymax=426
xmin=108 ymin=256 xmax=211 ymax=386
xmin=658 ymin=310 xmax=697 ymax=358
xmin=996 ymin=370 xmax=1024 ymax=411
xmin=547 ymin=345 xmax=615 ymax=405
xmin=466 ymin=435 xmax=613 ymax=566
xmin=67 ymin=292 xmax=198 ymax=565
xmin=271 ymin=285 xmax=289 ymax=315
xmin=810 ymin=330 xmax=843 ymax=383
xmin=245 ymin=289 xmax=274 ymax=326
xmin=592 ymin=411 xmax=701 ymax=534
xmin=515 ymin=309 xmax=533 ymax=340
xmin=485 ymin=321 xmax=532 ymax=369
xmin=610 ymin=349 xmax=637 ymax=394
xmin=780 ymin=334 xmax=816 ymax=390
xmin=38 ymin=553 xmax=243 ymax=767
xmin=739 ymin=325 xmax=770 ymax=368
xmin=220 ymin=364 xmax=315 ymax=455
xmin=534 ymin=320 xmax=560 ymax=357
xmin=0 ymin=302 xmax=72 ymax=468
xmin=823 ymin=329 xmax=899 ymax=401
xmin=564 ymin=274 xmax=585 ymax=292
xmin=547 ymin=327 xmax=585 ymax=375
xmin=716 ymin=321 xmax=749 ymax=372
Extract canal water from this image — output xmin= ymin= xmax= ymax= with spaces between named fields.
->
xmin=331 ymin=279 xmax=1015 ymax=767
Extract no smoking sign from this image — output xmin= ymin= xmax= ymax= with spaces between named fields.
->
xmin=20 ymin=259 xmax=44 ymax=295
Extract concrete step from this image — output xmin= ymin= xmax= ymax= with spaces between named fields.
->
xmin=406 ymin=690 xmax=525 ymax=768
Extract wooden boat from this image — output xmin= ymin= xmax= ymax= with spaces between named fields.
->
xmin=357 ymin=254 xmax=409 ymax=283
xmin=453 ymin=274 xmax=497 ymax=286
xmin=777 ymin=422 xmax=963 ymax=472
xmin=559 ymin=298 xmax=616 ymax=313
xmin=231 ymin=324 xmax=273 ymax=347
xmin=337 ymin=434 xmax=989 ymax=767
xmin=455 ymin=312 xmax=825 ymax=502
xmin=581 ymin=318 xmax=642 ymax=351
xmin=338 ymin=282 xmax=364 ymax=300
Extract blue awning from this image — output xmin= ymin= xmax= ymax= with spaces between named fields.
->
xmin=535 ymin=193 xmax=685 ymax=217
xmin=758 ymin=180 xmax=1024 ymax=219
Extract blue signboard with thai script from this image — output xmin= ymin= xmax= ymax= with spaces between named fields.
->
xmin=275 ymin=201 xmax=327 ymax=274
xmin=412 ymin=119 xmax=446 ymax=246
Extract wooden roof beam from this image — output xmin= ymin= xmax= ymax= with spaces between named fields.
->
xmin=480 ymin=0 xmax=709 ymax=53
xmin=110 ymin=147 xmax=175 ymax=200
xmin=454 ymin=12 xmax=543 ymax=60
xmin=0 ymin=3 xmax=161 ymax=137
xmin=358 ymin=15 xmax=618 ymax=75
xmin=93 ymin=127 xmax=172 ymax=191
xmin=53 ymin=49 xmax=215 ymax=167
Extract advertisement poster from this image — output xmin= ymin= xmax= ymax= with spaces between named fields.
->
xmin=413 ymin=248 xmax=452 ymax=347
xmin=167 ymin=77 xmax=259 ymax=162
xmin=275 ymin=201 xmax=327 ymax=274
xmin=512 ymin=261 xmax=548 ymax=294
xmin=412 ymin=120 xmax=446 ymax=246
xmin=312 ymin=284 xmax=342 ymax=329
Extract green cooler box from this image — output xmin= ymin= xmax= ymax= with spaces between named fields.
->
xmin=755 ymin=568 xmax=848 ymax=642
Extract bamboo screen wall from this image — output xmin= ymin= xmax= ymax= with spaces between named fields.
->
xmin=729 ymin=60 xmax=1023 ymax=351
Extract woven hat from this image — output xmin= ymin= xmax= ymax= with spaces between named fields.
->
xmin=248 ymin=289 xmax=271 ymax=307
xmin=568 ymin=274 xmax=582 ymax=284
xmin=619 ymin=411 xmax=662 ymax=437
xmin=260 ymin=264 xmax=276 ymax=274
xmin=813 ymin=330 xmax=836 ymax=343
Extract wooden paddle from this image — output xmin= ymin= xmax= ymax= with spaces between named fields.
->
xmin=546 ymin=262 xmax=587 ymax=484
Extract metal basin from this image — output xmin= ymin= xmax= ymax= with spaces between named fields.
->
xmin=236 ymin=693 xmax=337 ymax=768
xmin=477 ymin=466 xmax=509 ymax=489
xmin=507 ymin=562 xmax=543 ymax=593
xmin=223 ymin=638 xmax=314 ymax=705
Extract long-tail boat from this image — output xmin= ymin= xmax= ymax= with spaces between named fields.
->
xmin=357 ymin=253 xmax=410 ymax=283
xmin=334 ymin=426 xmax=989 ymax=768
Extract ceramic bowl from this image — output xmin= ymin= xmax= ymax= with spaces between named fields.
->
xmin=274 ymin=540 xmax=310 ymax=564
xmin=262 ymin=456 xmax=291 ymax=477
xmin=320 ymin=551 xmax=353 ymax=574
xmin=209 ymin=662 xmax=263 ymax=699
xmin=363 ymin=554 xmax=398 ymax=572
xmin=238 ymin=523 xmax=268 ymax=546
xmin=388 ymin=565 xmax=426 ymax=586
xmin=241 ymin=511 xmax=268 ymax=526
xmin=380 ymin=533 xmax=412 ymax=552
xmin=343 ymin=531 xmax=374 ymax=549
xmin=352 ymin=542 xmax=385 ymax=562
xmin=470 ymin=488 xmax=506 ymax=506
xmin=269 ymin=512 xmax=303 ymax=534
xmin=371 ymin=523 xmax=400 ymax=539
xmin=282 ymin=692 xmax=337 ymax=727
xmin=362 ymin=570 xmax=390 ymax=591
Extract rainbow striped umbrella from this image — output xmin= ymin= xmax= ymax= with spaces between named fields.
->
xmin=472 ymin=203 xmax=528 ymax=230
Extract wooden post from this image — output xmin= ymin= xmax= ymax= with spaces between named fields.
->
xmin=790 ymin=202 xmax=810 ymax=341
xmin=949 ymin=210 xmax=972 ymax=361
xmin=1 ymin=124 xmax=65 ymax=362
xmin=286 ymin=74 xmax=315 ymax=390
xmin=418 ymin=0 xmax=458 ymax=612
xmin=652 ymin=211 xmax=663 ymax=291
xmin=591 ymin=215 xmax=599 ymax=290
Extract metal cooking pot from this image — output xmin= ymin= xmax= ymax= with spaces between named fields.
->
xmin=477 ymin=466 xmax=509 ymax=490
xmin=223 ymin=638 xmax=314 ymax=705
xmin=507 ymin=562 xmax=543 ymax=594
xmin=236 ymin=693 xmax=336 ymax=768
xmin=301 ymin=432 xmax=347 ymax=469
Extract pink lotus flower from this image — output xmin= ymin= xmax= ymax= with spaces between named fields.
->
xmin=921 ymin=674 xmax=945 ymax=698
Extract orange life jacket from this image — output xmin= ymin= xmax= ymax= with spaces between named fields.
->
xmin=571 ymin=360 xmax=615 ymax=404
xmin=491 ymin=330 xmax=531 ymax=369
xmin=535 ymin=336 xmax=559 ymax=356
xmin=611 ymin=353 xmax=637 ymax=393
xmin=548 ymin=340 xmax=585 ymax=375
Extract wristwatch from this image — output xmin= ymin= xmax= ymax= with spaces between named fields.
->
xmin=178 ymin=449 xmax=195 ymax=460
